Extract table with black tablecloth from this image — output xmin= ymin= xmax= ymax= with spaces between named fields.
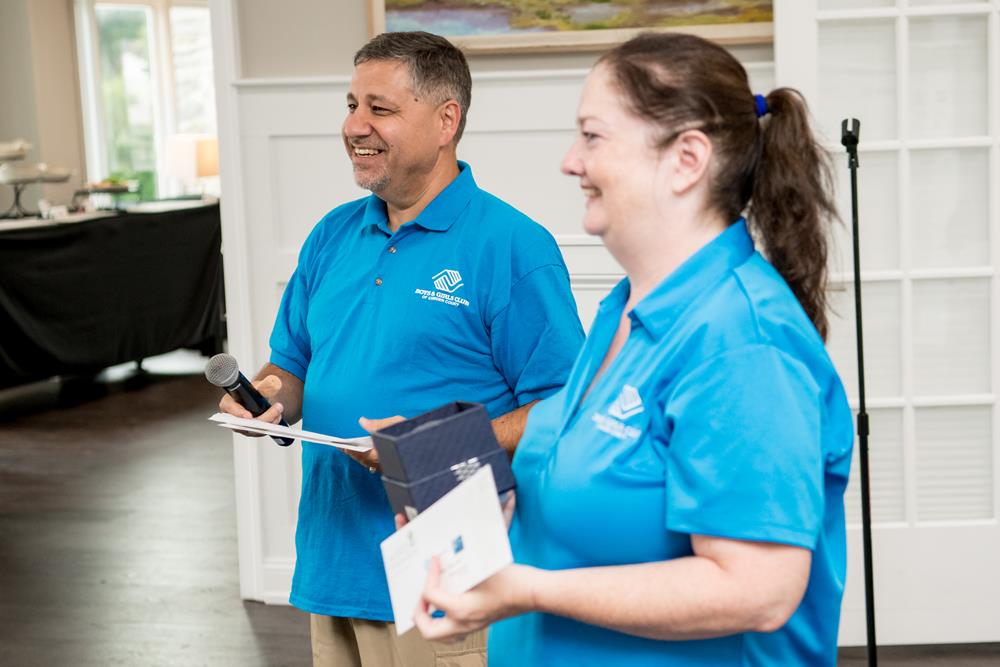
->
xmin=0 ymin=203 xmax=224 ymax=388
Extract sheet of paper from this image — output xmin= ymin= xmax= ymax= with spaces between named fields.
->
xmin=380 ymin=464 xmax=513 ymax=635
xmin=208 ymin=412 xmax=373 ymax=451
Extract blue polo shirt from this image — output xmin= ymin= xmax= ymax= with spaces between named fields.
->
xmin=269 ymin=162 xmax=584 ymax=620
xmin=489 ymin=220 xmax=854 ymax=666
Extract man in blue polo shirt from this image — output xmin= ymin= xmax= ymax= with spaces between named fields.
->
xmin=217 ymin=32 xmax=583 ymax=667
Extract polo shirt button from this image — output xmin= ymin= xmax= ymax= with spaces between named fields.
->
xmin=374 ymin=277 xmax=383 ymax=286
xmin=388 ymin=246 xmax=397 ymax=254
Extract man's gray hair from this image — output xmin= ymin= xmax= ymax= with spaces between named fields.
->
xmin=354 ymin=31 xmax=472 ymax=143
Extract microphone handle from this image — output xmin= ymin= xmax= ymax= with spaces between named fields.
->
xmin=227 ymin=372 xmax=294 ymax=447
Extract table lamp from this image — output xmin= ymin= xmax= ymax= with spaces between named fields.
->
xmin=165 ymin=134 xmax=219 ymax=196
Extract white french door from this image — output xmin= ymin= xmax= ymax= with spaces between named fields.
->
xmin=776 ymin=0 xmax=1000 ymax=646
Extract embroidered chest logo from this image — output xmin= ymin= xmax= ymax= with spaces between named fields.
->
xmin=414 ymin=268 xmax=471 ymax=308
xmin=608 ymin=384 xmax=644 ymax=419
xmin=593 ymin=384 xmax=644 ymax=440
xmin=432 ymin=269 xmax=464 ymax=293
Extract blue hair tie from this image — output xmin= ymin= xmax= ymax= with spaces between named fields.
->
xmin=754 ymin=94 xmax=769 ymax=118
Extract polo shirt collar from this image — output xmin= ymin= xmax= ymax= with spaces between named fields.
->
xmin=361 ymin=160 xmax=476 ymax=235
xmin=602 ymin=219 xmax=755 ymax=340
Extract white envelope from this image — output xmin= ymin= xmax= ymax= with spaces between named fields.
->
xmin=208 ymin=412 xmax=373 ymax=451
xmin=380 ymin=464 xmax=513 ymax=635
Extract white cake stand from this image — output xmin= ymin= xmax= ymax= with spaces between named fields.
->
xmin=0 ymin=162 xmax=72 ymax=219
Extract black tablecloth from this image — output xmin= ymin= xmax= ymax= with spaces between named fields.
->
xmin=0 ymin=203 xmax=223 ymax=388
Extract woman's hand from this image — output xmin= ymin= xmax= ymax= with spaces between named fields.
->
xmin=392 ymin=483 xmax=522 ymax=641
xmin=412 ymin=557 xmax=539 ymax=643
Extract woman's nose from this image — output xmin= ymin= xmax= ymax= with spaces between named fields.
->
xmin=561 ymin=140 xmax=583 ymax=176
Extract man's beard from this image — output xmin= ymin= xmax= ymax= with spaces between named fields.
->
xmin=353 ymin=165 xmax=390 ymax=193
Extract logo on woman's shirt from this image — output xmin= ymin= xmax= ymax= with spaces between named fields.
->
xmin=593 ymin=384 xmax=644 ymax=440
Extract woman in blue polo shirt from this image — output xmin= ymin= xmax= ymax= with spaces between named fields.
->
xmin=410 ymin=33 xmax=854 ymax=666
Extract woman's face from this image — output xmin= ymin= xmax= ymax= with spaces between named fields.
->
xmin=561 ymin=65 xmax=666 ymax=238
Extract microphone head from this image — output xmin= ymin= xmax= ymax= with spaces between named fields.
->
xmin=840 ymin=117 xmax=860 ymax=147
xmin=205 ymin=353 xmax=240 ymax=388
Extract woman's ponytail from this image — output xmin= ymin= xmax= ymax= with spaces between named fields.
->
xmin=600 ymin=35 xmax=838 ymax=339
xmin=749 ymin=88 xmax=838 ymax=340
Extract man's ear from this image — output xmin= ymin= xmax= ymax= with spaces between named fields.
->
xmin=439 ymin=100 xmax=461 ymax=146
xmin=668 ymin=130 xmax=713 ymax=196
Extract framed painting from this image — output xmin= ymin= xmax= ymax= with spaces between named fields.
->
xmin=368 ymin=1 xmax=773 ymax=54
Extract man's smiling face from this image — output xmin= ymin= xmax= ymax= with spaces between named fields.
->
xmin=342 ymin=60 xmax=442 ymax=199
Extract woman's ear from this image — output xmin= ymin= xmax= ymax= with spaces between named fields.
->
xmin=668 ymin=130 xmax=713 ymax=196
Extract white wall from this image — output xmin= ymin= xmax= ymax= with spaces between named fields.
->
xmin=26 ymin=0 xmax=88 ymax=206
xmin=0 ymin=0 xmax=86 ymax=210
xmin=0 ymin=0 xmax=41 ymax=210
xmin=236 ymin=0 xmax=365 ymax=78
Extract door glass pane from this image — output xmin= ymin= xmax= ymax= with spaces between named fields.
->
xmin=909 ymin=16 xmax=988 ymax=140
xmin=95 ymin=4 xmax=157 ymax=199
xmin=845 ymin=408 xmax=905 ymax=525
xmin=915 ymin=406 xmax=993 ymax=521
xmin=169 ymin=6 xmax=216 ymax=135
xmin=910 ymin=148 xmax=990 ymax=269
xmin=818 ymin=20 xmax=896 ymax=143
xmin=912 ymin=279 xmax=991 ymax=396
xmin=827 ymin=281 xmax=902 ymax=400
xmin=830 ymin=151 xmax=898 ymax=274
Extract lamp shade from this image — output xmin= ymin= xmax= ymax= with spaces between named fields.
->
xmin=196 ymin=137 xmax=218 ymax=178
xmin=165 ymin=133 xmax=218 ymax=183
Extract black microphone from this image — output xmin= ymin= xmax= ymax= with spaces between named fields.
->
xmin=205 ymin=353 xmax=293 ymax=446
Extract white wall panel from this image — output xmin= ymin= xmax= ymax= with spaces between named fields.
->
xmin=571 ymin=277 xmax=622 ymax=333
xmin=268 ymin=134 xmax=350 ymax=252
xmin=459 ymin=129 xmax=584 ymax=238
xmin=258 ymin=441 xmax=301 ymax=559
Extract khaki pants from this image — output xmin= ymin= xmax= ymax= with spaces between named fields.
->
xmin=311 ymin=614 xmax=487 ymax=667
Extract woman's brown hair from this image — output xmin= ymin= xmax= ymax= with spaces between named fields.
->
xmin=599 ymin=33 xmax=837 ymax=339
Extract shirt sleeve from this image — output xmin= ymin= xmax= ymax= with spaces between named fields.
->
xmin=662 ymin=345 xmax=824 ymax=549
xmin=490 ymin=264 xmax=585 ymax=406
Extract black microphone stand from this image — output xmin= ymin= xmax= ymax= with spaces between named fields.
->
xmin=841 ymin=118 xmax=877 ymax=667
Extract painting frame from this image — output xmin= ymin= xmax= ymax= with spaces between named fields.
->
xmin=368 ymin=1 xmax=773 ymax=54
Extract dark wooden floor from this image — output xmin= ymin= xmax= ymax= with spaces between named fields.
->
xmin=1 ymin=355 xmax=997 ymax=666
xmin=0 ymin=357 xmax=311 ymax=666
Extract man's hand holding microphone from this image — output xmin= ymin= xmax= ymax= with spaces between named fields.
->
xmin=219 ymin=373 xmax=285 ymax=425
xmin=206 ymin=353 xmax=301 ymax=447
xmin=207 ymin=353 xmax=404 ymax=473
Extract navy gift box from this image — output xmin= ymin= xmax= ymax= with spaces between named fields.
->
xmin=371 ymin=402 xmax=516 ymax=518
